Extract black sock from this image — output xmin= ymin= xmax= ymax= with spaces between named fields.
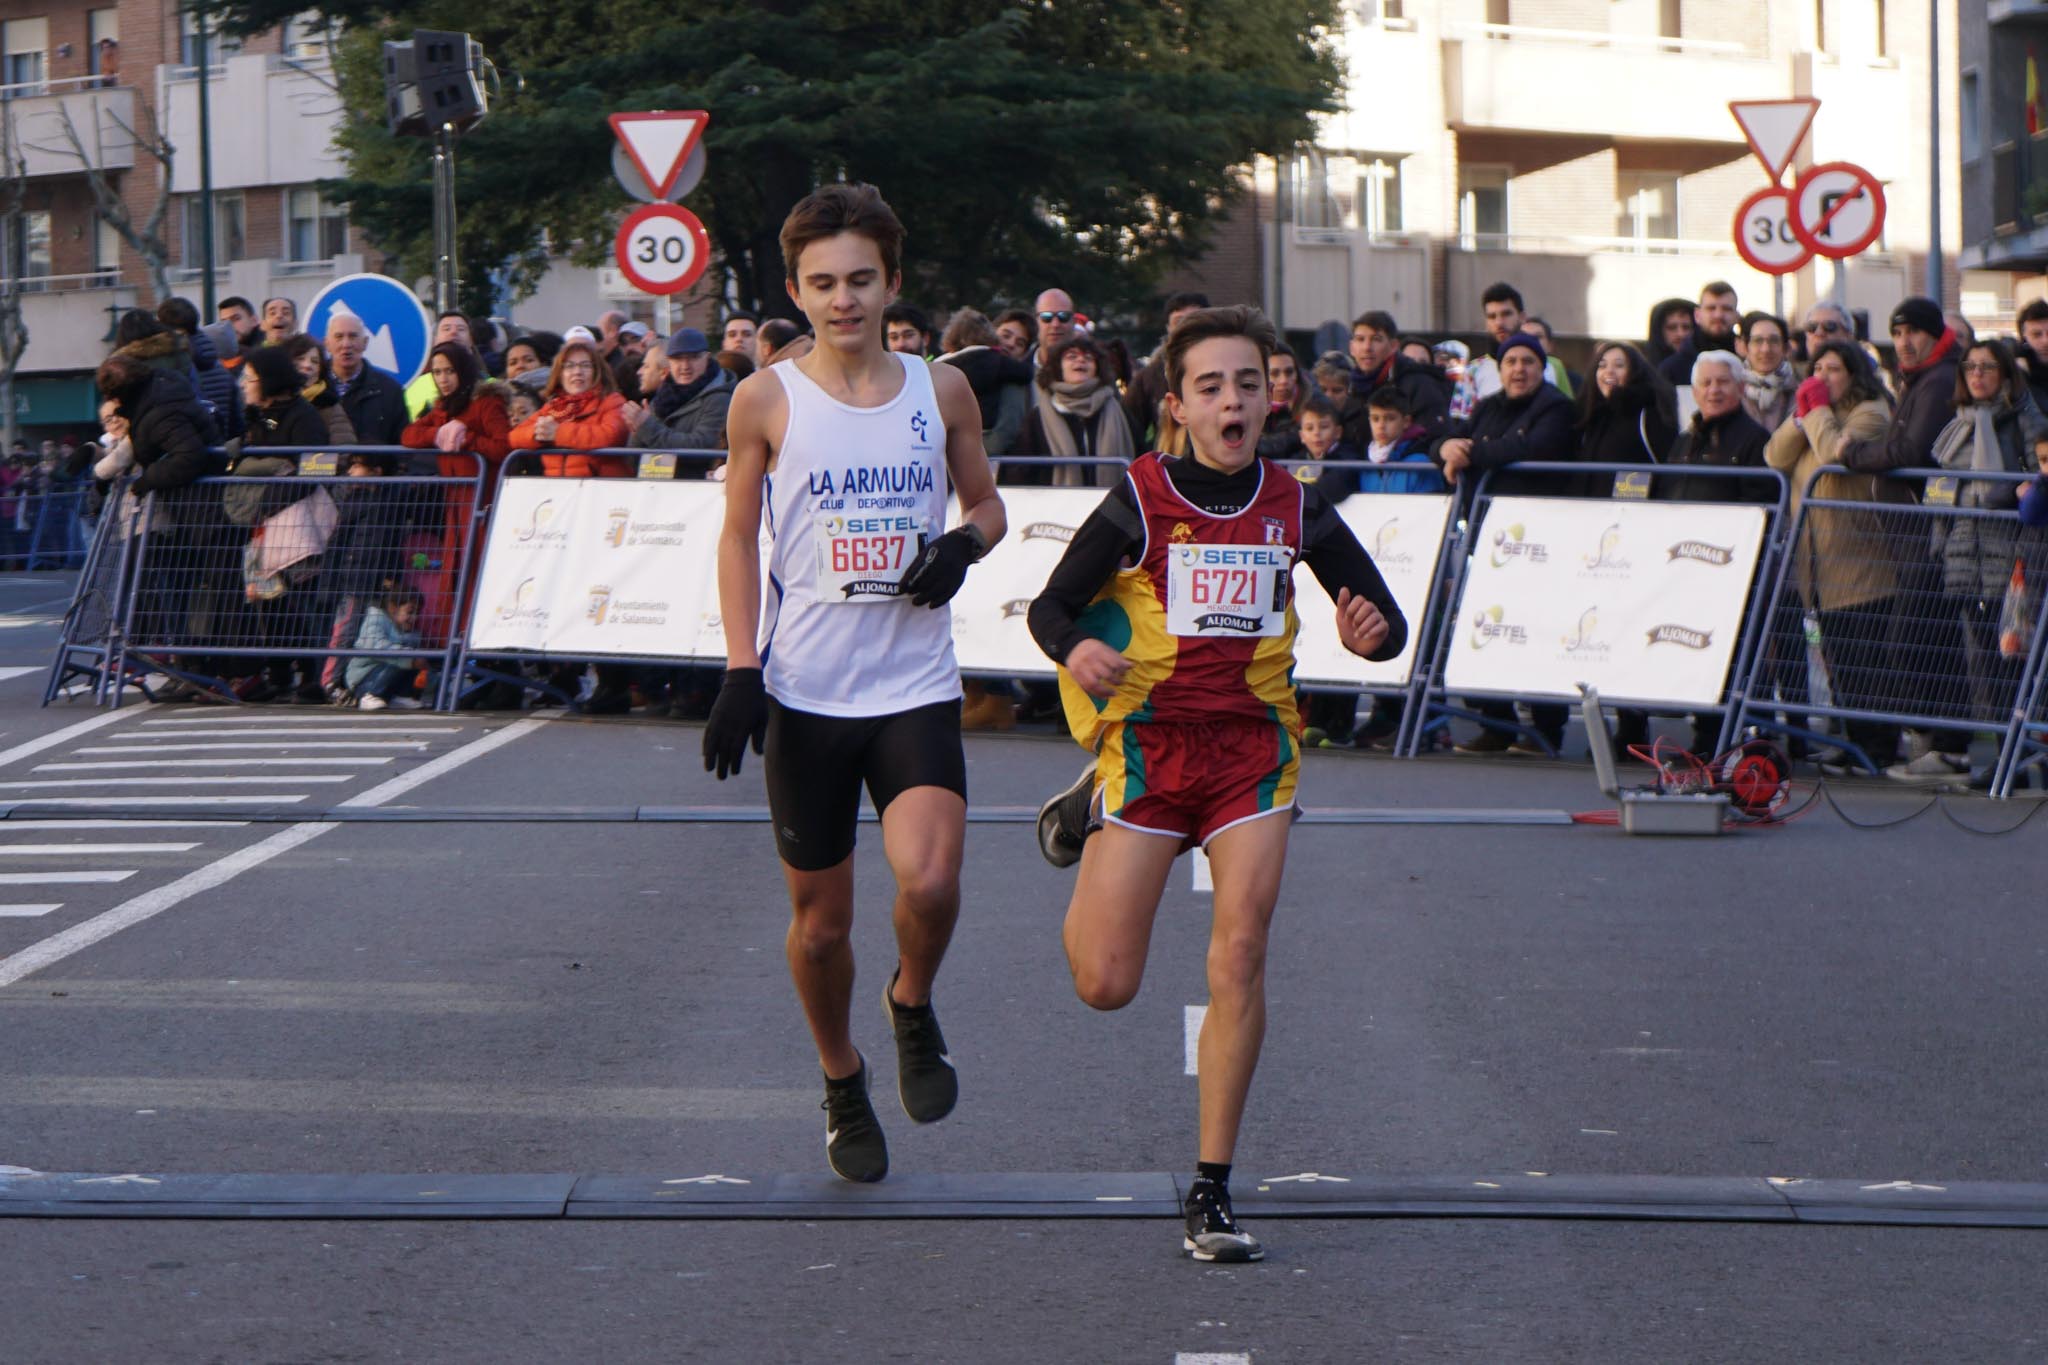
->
xmin=825 ymin=1058 xmax=865 ymax=1087
xmin=1196 ymin=1161 xmax=1231 ymax=1189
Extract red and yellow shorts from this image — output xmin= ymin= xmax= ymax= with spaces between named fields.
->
xmin=1095 ymin=715 xmax=1300 ymax=849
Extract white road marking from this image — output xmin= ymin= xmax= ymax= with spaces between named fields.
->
xmin=111 ymin=727 xmax=459 ymax=740
xmin=77 ymin=742 xmax=431 ymax=753
xmin=0 ymin=704 xmax=154 ymax=770
xmin=141 ymin=715 xmax=456 ymax=727
xmin=0 ymin=819 xmax=249 ymax=830
xmin=10 ymin=795 xmax=309 ymax=806
xmin=1185 ymin=1005 xmax=1205 ymax=1076
xmin=0 ymin=904 xmax=61 ymax=917
xmin=0 ymin=615 xmax=57 ymax=629
xmin=0 ymin=775 xmax=352 ymax=788
xmin=34 ymin=758 xmax=393 ymax=771
xmin=0 ymin=716 xmax=551 ymax=988
xmin=0 ymin=843 xmax=200 ymax=855
xmin=0 ymin=870 xmax=136 ymax=885
xmin=1191 ymin=847 xmax=1212 ymax=892
xmin=339 ymin=717 xmax=550 ymax=807
xmin=1175 ymin=1355 xmax=1251 ymax=1365
xmin=0 ymin=667 xmax=40 ymax=681
xmin=6 ymin=1074 xmax=812 ymax=1119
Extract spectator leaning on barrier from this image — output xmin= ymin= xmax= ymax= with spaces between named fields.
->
xmin=634 ymin=341 xmax=669 ymax=405
xmin=283 ymin=334 xmax=360 ymax=447
xmin=1738 ymin=311 xmax=1798 ymax=432
xmin=1927 ymin=340 xmax=2048 ymax=726
xmin=1345 ymin=309 xmax=1452 ymax=446
xmin=1659 ymin=281 xmax=1740 ymax=385
xmin=325 ymin=313 xmax=410 ymax=446
xmin=2016 ymin=299 xmax=2048 ymax=414
xmin=95 ymin=353 xmax=222 ymax=496
xmin=509 ymin=339 xmax=632 ymax=475
xmin=241 ymin=347 xmax=329 ymax=449
xmin=1123 ymin=291 xmax=1210 ymax=448
xmin=1659 ymin=351 xmax=1772 ymax=503
xmin=404 ymin=340 xmax=514 ymax=639
xmin=1765 ymin=340 xmax=1907 ymax=772
xmin=624 ymin=328 xmax=734 ymax=458
xmin=1577 ymin=341 xmax=1677 ymax=478
xmin=407 ymin=313 xmax=479 ymax=417
xmin=1008 ymin=331 xmax=1137 ymax=488
xmin=937 ymin=308 xmax=1034 ymax=455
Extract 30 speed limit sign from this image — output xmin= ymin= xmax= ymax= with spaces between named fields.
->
xmin=1733 ymin=186 xmax=1811 ymax=275
xmin=614 ymin=203 xmax=710 ymax=295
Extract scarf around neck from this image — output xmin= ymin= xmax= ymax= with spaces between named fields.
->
xmin=1035 ymin=377 xmax=1134 ymax=484
xmin=1932 ymin=397 xmax=2015 ymax=473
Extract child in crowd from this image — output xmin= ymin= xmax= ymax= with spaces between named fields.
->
xmin=505 ymin=388 xmax=540 ymax=428
xmin=1311 ymin=352 xmax=1353 ymax=405
xmin=1291 ymin=395 xmax=1364 ymax=746
xmin=1360 ymin=385 xmax=1447 ymax=495
xmin=345 ymin=586 xmax=425 ymax=710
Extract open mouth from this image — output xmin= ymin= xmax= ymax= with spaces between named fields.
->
xmin=1221 ymin=420 xmax=1247 ymax=446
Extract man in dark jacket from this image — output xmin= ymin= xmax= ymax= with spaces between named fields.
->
xmin=624 ymin=328 xmax=735 ymax=460
xmin=2015 ymin=298 xmax=2048 ymax=414
xmin=1431 ymin=331 xmax=1577 ymax=754
xmin=1658 ymin=351 xmax=1773 ymax=502
xmin=1345 ymin=309 xmax=1452 ymax=443
xmin=157 ymin=296 xmax=239 ymax=441
xmin=324 ymin=312 xmax=409 ymax=446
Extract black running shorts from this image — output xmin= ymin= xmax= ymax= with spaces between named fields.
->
xmin=763 ymin=697 xmax=968 ymax=871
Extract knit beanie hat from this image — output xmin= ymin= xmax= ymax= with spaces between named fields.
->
xmin=1495 ymin=332 xmax=1546 ymax=364
xmin=1888 ymin=297 xmax=1945 ymax=338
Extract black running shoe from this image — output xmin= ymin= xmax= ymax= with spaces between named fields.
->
xmin=1183 ymin=1180 xmax=1263 ymax=1262
xmin=1036 ymin=763 xmax=1098 ymax=869
xmin=821 ymin=1055 xmax=888 ymax=1183
xmin=883 ymin=968 xmax=958 ymax=1123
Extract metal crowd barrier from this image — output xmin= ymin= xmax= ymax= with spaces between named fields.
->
xmin=1729 ymin=466 xmax=2048 ymax=797
xmin=1411 ymin=461 xmax=1791 ymax=759
xmin=453 ymin=448 xmax=727 ymax=708
xmin=44 ymin=448 xmax=486 ymax=710
xmin=3 ymin=486 xmax=93 ymax=570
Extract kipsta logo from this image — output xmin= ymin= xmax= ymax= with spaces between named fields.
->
xmin=1169 ymin=521 xmax=1196 ymax=544
xmin=1022 ymin=521 xmax=1076 ymax=544
xmin=1489 ymin=523 xmax=1549 ymax=567
xmin=605 ymin=508 xmax=631 ymax=548
xmin=1667 ymin=540 xmax=1735 ymax=567
xmin=1469 ymin=604 xmax=1528 ymax=649
xmin=1581 ymin=523 xmax=1630 ymax=572
xmin=1646 ymin=623 xmax=1712 ymax=649
xmin=1561 ymin=606 xmax=1610 ymax=655
xmin=909 ymin=409 xmax=930 ymax=444
xmin=586 ymin=584 xmax=613 ymax=626
xmin=515 ymin=500 xmax=563 ymax=544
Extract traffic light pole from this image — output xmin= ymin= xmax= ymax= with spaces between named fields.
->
xmin=432 ymin=123 xmax=457 ymax=315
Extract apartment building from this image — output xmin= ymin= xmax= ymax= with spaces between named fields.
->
xmin=1958 ymin=0 xmax=2048 ymax=327
xmin=0 ymin=0 xmax=363 ymax=437
xmin=1174 ymin=0 xmax=1964 ymax=350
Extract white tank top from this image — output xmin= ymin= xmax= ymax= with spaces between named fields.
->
xmin=760 ymin=352 xmax=959 ymax=717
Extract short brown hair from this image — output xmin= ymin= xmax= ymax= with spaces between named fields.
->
xmin=780 ymin=182 xmax=905 ymax=283
xmin=1162 ymin=305 xmax=1280 ymax=398
xmin=1037 ymin=333 xmax=1113 ymax=392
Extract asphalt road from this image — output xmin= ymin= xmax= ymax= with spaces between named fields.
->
xmin=2 ymin=571 xmax=2046 ymax=1363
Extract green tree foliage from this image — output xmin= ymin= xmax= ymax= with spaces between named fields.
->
xmin=221 ymin=0 xmax=1343 ymax=317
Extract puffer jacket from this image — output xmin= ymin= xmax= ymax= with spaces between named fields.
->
xmin=187 ymin=327 xmax=241 ymax=440
xmin=508 ymin=389 xmax=632 ymax=476
xmin=1927 ymin=397 xmax=2048 ymax=601
xmin=123 ymin=368 xmax=224 ymax=495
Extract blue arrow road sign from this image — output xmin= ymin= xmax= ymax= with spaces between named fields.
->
xmin=302 ymin=273 xmax=434 ymax=385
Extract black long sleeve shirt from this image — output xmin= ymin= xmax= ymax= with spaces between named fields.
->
xmin=1027 ymin=456 xmax=1408 ymax=668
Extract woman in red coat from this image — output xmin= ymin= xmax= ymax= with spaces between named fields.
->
xmin=507 ymin=339 xmax=632 ymax=475
xmin=402 ymin=341 xmax=515 ymax=642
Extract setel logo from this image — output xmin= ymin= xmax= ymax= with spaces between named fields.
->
xmin=1489 ymin=523 xmax=1549 ymax=568
xmin=1469 ymin=604 xmax=1528 ymax=649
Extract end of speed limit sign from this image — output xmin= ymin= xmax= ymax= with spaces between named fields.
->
xmin=615 ymin=203 xmax=711 ymax=295
xmin=1733 ymin=186 xmax=1811 ymax=275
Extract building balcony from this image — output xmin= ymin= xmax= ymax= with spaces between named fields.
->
xmin=8 ymin=275 xmax=141 ymax=372
xmin=1443 ymin=24 xmax=1784 ymax=144
xmin=5 ymin=78 xmax=138 ymax=179
xmin=162 ymin=52 xmax=345 ymax=193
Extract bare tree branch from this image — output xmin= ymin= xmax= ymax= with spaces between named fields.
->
xmin=35 ymin=95 xmax=173 ymax=304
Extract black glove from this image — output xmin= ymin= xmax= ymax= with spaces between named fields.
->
xmin=702 ymin=667 xmax=768 ymax=780
xmin=898 ymin=527 xmax=983 ymax=608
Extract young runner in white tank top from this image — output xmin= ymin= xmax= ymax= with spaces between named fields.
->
xmin=759 ymin=350 xmax=957 ymax=716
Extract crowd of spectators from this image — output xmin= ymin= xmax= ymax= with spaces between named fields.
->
xmin=62 ymin=272 xmax=2048 ymax=781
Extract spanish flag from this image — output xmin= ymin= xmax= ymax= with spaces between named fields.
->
xmin=2030 ymin=46 xmax=2042 ymax=137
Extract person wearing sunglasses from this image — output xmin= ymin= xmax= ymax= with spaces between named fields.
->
xmin=1032 ymin=288 xmax=1077 ymax=360
xmin=1800 ymin=302 xmax=1854 ymax=368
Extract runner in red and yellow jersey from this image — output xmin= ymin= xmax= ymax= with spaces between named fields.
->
xmin=1027 ymin=306 xmax=1406 ymax=1263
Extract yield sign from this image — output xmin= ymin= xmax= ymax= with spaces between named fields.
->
xmin=1729 ymin=98 xmax=1820 ymax=184
xmin=608 ymin=110 xmax=710 ymax=200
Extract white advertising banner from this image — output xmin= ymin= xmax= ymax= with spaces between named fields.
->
xmin=467 ymin=477 xmax=726 ymax=657
xmin=1441 ymin=496 xmax=1768 ymax=706
xmin=1291 ymin=492 xmax=1453 ymax=688
xmin=948 ymin=487 xmax=1101 ymax=676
